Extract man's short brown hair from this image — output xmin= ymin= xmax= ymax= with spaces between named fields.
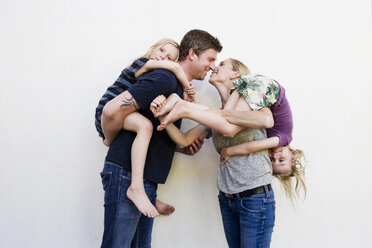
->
xmin=178 ymin=29 xmax=222 ymax=61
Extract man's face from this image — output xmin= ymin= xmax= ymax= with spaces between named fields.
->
xmin=191 ymin=48 xmax=217 ymax=80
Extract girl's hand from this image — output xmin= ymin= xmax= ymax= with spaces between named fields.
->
xmin=183 ymin=84 xmax=195 ymax=102
xmin=186 ymin=83 xmax=195 ymax=96
xmin=183 ymin=91 xmax=194 ymax=102
xmin=220 ymin=147 xmax=231 ymax=164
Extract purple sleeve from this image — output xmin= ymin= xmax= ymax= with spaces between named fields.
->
xmin=266 ymin=84 xmax=293 ymax=148
xmin=270 ymin=132 xmax=293 ymax=148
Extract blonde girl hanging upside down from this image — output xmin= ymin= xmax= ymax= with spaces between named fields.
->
xmin=95 ymin=38 xmax=193 ymax=217
xmin=151 ymin=58 xmax=306 ymax=199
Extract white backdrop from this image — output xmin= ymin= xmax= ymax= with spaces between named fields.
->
xmin=1 ymin=0 xmax=371 ymax=247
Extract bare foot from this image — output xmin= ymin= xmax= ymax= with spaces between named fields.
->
xmin=127 ymin=186 xmax=159 ymax=218
xmin=157 ymin=100 xmax=187 ymax=131
xmin=156 ymin=200 xmax=175 ymax=216
xmin=103 ymin=139 xmax=110 ymax=147
xmin=154 ymin=93 xmax=181 ymax=118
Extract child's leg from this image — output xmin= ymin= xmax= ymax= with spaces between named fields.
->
xmin=101 ymin=91 xmax=137 ymax=146
xmin=158 ymin=96 xmax=250 ymax=137
xmin=123 ymin=112 xmax=159 ymax=218
xmin=156 ymin=199 xmax=175 ymax=216
xmin=154 ymin=93 xmax=209 ymax=118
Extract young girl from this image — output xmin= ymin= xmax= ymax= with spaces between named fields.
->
xmin=220 ymin=144 xmax=306 ymax=200
xmin=150 ymin=58 xmax=306 ymax=199
xmin=95 ymin=38 xmax=194 ymax=218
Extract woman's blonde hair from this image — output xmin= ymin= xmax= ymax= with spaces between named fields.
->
xmin=142 ymin=38 xmax=180 ymax=61
xmin=229 ymin=58 xmax=251 ymax=77
xmin=274 ymin=147 xmax=307 ymax=202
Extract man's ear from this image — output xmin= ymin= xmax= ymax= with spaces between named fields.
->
xmin=188 ymin=48 xmax=197 ymax=61
xmin=230 ymin=72 xmax=241 ymax=80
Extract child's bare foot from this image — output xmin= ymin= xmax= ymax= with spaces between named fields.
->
xmin=154 ymin=93 xmax=181 ymax=118
xmin=103 ymin=139 xmax=110 ymax=147
xmin=156 ymin=200 xmax=175 ymax=216
xmin=157 ymin=100 xmax=187 ymax=131
xmin=127 ymin=186 xmax=159 ymax=218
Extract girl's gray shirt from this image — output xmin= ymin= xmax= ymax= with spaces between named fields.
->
xmin=212 ymin=127 xmax=272 ymax=194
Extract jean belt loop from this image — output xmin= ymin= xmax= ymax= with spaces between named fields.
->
xmin=264 ymin=185 xmax=269 ymax=197
xmin=235 ymin=193 xmax=241 ymax=200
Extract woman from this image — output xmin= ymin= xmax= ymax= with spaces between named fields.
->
xmin=153 ymin=58 xmax=306 ymax=201
xmin=151 ymin=58 xmax=278 ymax=247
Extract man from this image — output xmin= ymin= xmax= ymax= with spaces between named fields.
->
xmin=99 ymin=29 xmax=222 ymax=248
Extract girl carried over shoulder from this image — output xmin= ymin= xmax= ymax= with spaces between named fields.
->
xmin=95 ymin=38 xmax=193 ymax=217
xmin=151 ymin=58 xmax=306 ymax=200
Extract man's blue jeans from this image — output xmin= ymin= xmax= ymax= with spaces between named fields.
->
xmin=218 ymin=185 xmax=275 ymax=248
xmin=100 ymin=161 xmax=157 ymax=248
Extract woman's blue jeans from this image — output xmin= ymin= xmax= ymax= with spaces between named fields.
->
xmin=100 ymin=161 xmax=157 ymax=248
xmin=218 ymin=186 xmax=275 ymax=248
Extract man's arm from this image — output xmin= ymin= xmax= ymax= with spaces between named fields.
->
xmin=176 ymin=137 xmax=205 ymax=155
xmin=221 ymin=107 xmax=274 ymax=129
xmin=101 ymin=90 xmax=140 ymax=145
xmin=164 ymin=124 xmax=208 ymax=148
xmin=102 ymin=90 xmax=140 ymax=120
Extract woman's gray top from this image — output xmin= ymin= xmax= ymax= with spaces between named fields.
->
xmin=212 ymin=127 xmax=272 ymax=194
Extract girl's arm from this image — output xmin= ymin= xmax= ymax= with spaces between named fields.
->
xmin=135 ymin=60 xmax=191 ymax=90
xmin=220 ymin=136 xmax=279 ymax=163
xmin=221 ymin=107 xmax=274 ymax=129
xmin=165 ymin=123 xmax=208 ymax=148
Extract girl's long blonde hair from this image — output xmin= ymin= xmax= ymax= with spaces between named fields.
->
xmin=142 ymin=38 xmax=180 ymax=61
xmin=128 ymin=38 xmax=179 ymax=69
xmin=274 ymin=147 xmax=307 ymax=202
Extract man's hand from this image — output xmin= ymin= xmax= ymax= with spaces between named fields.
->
xmin=176 ymin=137 xmax=204 ymax=155
xmin=150 ymin=95 xmax=166 ymax=115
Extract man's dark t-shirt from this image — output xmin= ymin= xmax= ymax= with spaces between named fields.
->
xmin=105 ymin=69 xmax=183 ymax=184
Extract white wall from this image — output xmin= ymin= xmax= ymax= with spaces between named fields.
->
xmin=1 ymin=0 xmax=371 ymax=247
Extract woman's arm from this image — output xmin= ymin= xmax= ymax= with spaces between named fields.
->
xmin=135 ymin=60 xmax=190 ymax=90
xmin=220 ymin=136 xmax=279 ymax=163
xmin=165 ymin=123 xmax=208 ymax=148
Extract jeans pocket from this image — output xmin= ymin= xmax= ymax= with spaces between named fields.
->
xmin=240 ymin=197 xmax=263 ymax=215
xmin=100 ymin=172 xmax=112 ymax=203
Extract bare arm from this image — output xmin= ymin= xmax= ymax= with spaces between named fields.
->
xmin=135 ymin=60 xmax=190 ymax=90
xmin=103 ymin=91 xmax=140 ymax=118
xmin=221 ymin=107 xmax=274 ymax=129
xmin=150 ymin=95 xmax=206 ymax=151
xmin=220 ymin=137 xmax=279 ymax=163
xmin=101 ymin=90 xmax=140 ymax=146
xmin=165 ymin=124 xmax=208 ymax=148
xmin=176 ymin=137 xmax=204 ymax=155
